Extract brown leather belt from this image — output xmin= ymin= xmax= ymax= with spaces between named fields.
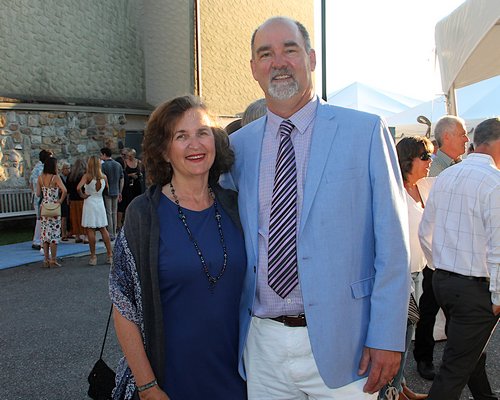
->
xmin=270 ymin=314 xmax=307 ymax=327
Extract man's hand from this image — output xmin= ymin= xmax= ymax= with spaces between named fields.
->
xmin=358 ymin=347 xmax=401 ymax=393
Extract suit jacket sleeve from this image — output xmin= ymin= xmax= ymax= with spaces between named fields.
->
xmin=364 ymin=118 xmax=411 ymax=351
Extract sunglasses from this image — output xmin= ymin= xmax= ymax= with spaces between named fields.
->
xmin=419 ymin=152 xmax=432 ymax=161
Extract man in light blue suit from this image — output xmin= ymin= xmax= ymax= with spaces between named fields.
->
xmin=221 ymin=16 xmax=411 ymax=399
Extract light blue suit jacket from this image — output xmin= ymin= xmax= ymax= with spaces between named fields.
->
xmin=221 ymin=101 xmax=411 ymax=388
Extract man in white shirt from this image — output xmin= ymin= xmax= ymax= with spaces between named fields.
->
xmin=413 ymin=115 xmax=469 ymax=381
xmin=419 ymin=117 xmax=500 ymax=400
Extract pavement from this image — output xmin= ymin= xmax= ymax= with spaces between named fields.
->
xmin=1 ymin=249 xmax=121 ymax=400
xmin=0 ymin=249 xmax=498 ymax=400
xmin=0 ymin=237 xmax=106 ymax=270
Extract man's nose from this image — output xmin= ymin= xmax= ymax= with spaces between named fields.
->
xmin=271 ymin=53 xmax=287 ymax=68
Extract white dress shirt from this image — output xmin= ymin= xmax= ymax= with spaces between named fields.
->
xmin=419 ymin=153 xmax=500 ymax=305
xmin=254 ymin=97 xmax=317 ymax=318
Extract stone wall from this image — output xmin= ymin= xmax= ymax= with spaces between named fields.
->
xmin=0 ymin=0 xmax=146 ymax=107
xmin=0 ymin=110 xmax=127 ymax=189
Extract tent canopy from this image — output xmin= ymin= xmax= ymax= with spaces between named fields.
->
xmin=327 ymin=82 xmax=421 ymax=118
xmin=435 ymin=0 xmax=500 ymax=95
xmin=387 ymin=75 xmax=500 ymax=126
xmin=387 ymin=75 xmax=500 ymax=138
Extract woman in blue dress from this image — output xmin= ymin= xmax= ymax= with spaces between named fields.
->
xmin=109 ymin=95 xmax=247 ymax=400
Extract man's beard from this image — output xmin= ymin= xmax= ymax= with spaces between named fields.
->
xmin=268 ymin=69 xmax=299 ymax=100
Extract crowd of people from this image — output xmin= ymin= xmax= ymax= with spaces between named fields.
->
xmin=29 ymin=146 xmax=144 ymax=267
xmin=23 ymin=15 xmax=499 ymax=400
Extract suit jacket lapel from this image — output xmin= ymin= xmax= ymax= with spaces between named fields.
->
xmin=300 ymin=104 xmax=338 ymax=235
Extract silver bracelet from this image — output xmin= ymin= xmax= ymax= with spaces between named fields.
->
xmin=137 ymin=379 xmax=157 ymax=392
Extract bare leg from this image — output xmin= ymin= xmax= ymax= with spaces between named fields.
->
xmin=49 ymin=242 xmax=61 ymax=267
xmin=42 ymin=242 xmax=50 ymax=267
xmin=99 ymin=228 xmax=113 ymax=257
xmin=87 ymin=228 xmax=96 ymax=256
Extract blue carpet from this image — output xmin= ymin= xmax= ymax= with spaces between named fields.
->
xmin=0 ymin=240 xmax=105 ymax=270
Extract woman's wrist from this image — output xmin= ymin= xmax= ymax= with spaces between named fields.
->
xmin=137 ymin=378 xmax=158 ymax=392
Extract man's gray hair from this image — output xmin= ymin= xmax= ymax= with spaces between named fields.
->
xmin=242 ymin=98 xmax=267 ymax=126
xmin=251 ymin=17 xmax=312 ymax=57
xmin=473 ymin=117 xmax=500 ymax=146
xmin=433 ymin=115 xmax=465 ymax=147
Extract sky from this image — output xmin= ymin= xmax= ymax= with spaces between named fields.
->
xmin=314 ymin=0 xmax=467 ymax=101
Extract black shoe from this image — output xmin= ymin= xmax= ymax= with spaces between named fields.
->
xmin=417 ymin=361 xmax=435 ymax=380
xmin=32 ymin=244 xmax=41 ymax=250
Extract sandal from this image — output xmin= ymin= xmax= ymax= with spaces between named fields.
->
xmin=41 ymin=259 xmax=50 ymax=268
xmin=88 ymin=255 xmax=97 ymax=266
xmin=49 ymin=260 xmax=62 ymax=268
xmin=106 ymin=255 xmax=113 ymax=265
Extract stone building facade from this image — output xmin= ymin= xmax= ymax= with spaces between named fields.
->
xmin=0 ymin=0 xmax=313 ymax=192
xmin=0 ymin=108 xmax=128 ymax=189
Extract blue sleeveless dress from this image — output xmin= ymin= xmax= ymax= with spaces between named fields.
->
xmin=157 ymin=194 xmax=247 ymax=400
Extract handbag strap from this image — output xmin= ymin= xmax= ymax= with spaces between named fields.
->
xmin=99 ymin=304 xmax=114 ymax=359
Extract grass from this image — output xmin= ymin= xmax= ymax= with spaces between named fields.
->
xmin=0 ymin=222 xmax=34 ymax=245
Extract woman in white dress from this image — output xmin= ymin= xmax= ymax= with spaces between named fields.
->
xmin=77 ymin=155 xmax=113 ymax=266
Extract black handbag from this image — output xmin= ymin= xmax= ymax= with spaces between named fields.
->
xmin=88 ymin=305 xmax=116 ymax=400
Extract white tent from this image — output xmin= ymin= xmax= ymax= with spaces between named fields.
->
xmin=327 ymin=82 xmax=421 ymax=119
xmin=435 ymin=0 xmax=500 ymax=114
xmin=387 ymin=75 xmax=500 ymax=138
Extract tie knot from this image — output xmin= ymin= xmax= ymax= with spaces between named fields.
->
xmin=279 ymin=120 xmax=294 ymax=137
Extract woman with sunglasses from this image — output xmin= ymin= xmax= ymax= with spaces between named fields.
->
xmin=379 ymin=136 xmax=434 ymax=400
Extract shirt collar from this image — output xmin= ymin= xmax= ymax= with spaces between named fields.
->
xmin=466 ymin=153 xmax=497 ymax=167
xmin=267 ymin=96 xmax=318 ymax=137
xmin=436 ymin=149 xmax=458 ymax=166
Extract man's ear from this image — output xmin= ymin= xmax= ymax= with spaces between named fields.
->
xmin=309 ymin=49 xmax=317 ymax=72
xmin=250 ymin=58 xmax=258 ymax=81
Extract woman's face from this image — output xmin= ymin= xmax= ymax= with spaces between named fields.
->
xmin=166 ymin=108 xmax=215 ymax=182
xmin=409 ymin=150 xmax=432 ymax=180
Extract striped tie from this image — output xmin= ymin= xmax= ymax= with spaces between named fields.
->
xmin=268 ymin=119 xmax=298 ymax=298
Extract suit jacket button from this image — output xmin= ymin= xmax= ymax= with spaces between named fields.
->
xmin=253 ymin=265 xmax=256 ymax=273
xmin=248 ymin=308 xmax=252 ymax=316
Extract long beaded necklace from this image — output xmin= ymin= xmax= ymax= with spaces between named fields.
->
xmin=169 ymin=182 xmax=228 ymax=291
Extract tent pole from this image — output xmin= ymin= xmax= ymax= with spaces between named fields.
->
xmin=321 ymin=0 xmax=327 ymax=101
xmin=446 ymin=85 xmax=458 ymax=115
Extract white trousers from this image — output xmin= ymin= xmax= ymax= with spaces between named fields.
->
xmin=244 ymin=317 xmax=377 ymax=400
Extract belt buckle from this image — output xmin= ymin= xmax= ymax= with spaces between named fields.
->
xmin=283 ymin=313 xmax=306 ymax=327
